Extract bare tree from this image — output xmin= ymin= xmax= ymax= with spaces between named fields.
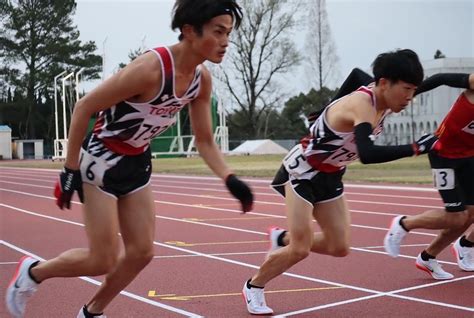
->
xmin=215 ymin=0 xmax=302 ymax=139
xmin=305 ymin=0 xmax=339 ymax=90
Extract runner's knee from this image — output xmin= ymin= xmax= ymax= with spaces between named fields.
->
xmin=288 ymin=246 xmax=310 ymax=262
xmin=327 ymin=242 xmax=350 ymax=257
xmin=125 ymin=245 xmax=154 ymax=267
xmin=467 ymin=206 xmax=474 ymax=221
xmin=89 ymin=250 xmax=119 ymax=275
xmin=444 ymin=211 xmax=469 ymax=229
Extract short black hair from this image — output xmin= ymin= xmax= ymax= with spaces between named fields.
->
xmin=372 ymin=49 xmax=424 ymax=86
xmin=172 ymin=0 xmax=243 ymax=41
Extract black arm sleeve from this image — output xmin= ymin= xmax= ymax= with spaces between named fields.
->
xmin=330 ymin=68 xmax=374 ymax=102
xmin=355 ymin=123 xmax=414 ymax=164
xmin=415 ymin=73 xmax=470 ymax=96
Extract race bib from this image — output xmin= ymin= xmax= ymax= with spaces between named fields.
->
xmin=432 ymin=168 xmax=455 ymax=190
xmin=79 ymin=149 xmax=111 ymax=187
xmin=283 ymin=144 xmax=313 ymax=177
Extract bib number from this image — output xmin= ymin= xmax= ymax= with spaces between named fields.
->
xmin=79 ymin=149 xmax=110 ymax=187
xmin=283 ymin=144 xmax=312 ymax=176
xmin=432 ymin=168 xmax=455 ymax=190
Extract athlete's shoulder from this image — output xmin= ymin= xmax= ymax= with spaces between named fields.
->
xmin=199 ymin=64 xmax=211 ymax=81
xmin=195 ymin=64 xmax=212 ymax=95
xmin=343 ymin=90 xmax=374 ymax=110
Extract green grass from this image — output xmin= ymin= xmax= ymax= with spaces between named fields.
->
xmin=0 ymin=154 xmax=433 ymax=184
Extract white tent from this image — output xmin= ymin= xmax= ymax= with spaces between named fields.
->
xmin=230 ymin=139 xmax=288 ymax=155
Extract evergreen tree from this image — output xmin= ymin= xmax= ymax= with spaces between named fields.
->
xmin=0 ymin=0 xmax=101 ymax=139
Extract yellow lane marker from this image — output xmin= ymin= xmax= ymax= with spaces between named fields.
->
xmin=183 ymin=216 xmax=273 ymax=222
xmin=148 ymin=286 xmax=343 ymax=301
xmin=165 ymin=240 xmax=268 ymax=247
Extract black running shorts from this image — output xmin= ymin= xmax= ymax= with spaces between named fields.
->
xmin=271 ymin=164 xmax=345 ymax=205
xmin=429 ymin=152 xmax=474 ymax=212
xmin=80 ymin=134 xmax=152 ymax=198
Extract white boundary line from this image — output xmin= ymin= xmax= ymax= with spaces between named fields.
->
xmin=0 ymin=166 xmax=437 ymax=192
xmin=1 ymin=203 xmax=472 ymax=314
xmin=0 ymin=239 xmax=202 ymax=317
xmin=0 ymin=187 xmax=441 ymax=240
xmin=0 ymin=170 xmax=440 ymax=200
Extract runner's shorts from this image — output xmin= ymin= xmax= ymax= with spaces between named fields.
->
xmin=429 ymin=152 xmax=474 ymax=212
xmin=79 ymin=134 xmax=152 ymax=198
xmin=271 ymin=164 xmax=345 ymax=205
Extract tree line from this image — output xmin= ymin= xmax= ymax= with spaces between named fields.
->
xmin=0 ymin=0 xmax=339 ymax=147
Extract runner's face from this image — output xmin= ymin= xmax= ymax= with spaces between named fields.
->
xmin=195 ymin=15 xmax=233 ymax=63
xmin=384 ymin=80 xmax=417 ymax=113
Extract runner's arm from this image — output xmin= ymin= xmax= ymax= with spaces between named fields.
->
xmin=189 ymin=66 xmax=232 ymax=179
xmin=415 ymin=73 xmax=472 ymax=95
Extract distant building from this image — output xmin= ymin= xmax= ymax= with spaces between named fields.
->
xmin=0 ymin=125 xmax=12 ymax=159
xmin=380 ymin=57 xmax=474 ymax=145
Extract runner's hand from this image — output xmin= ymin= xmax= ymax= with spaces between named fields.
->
xmin=412 ymin=134 xmax=438 ymax=155
xmin=54 ymin=167 xmax=84 ymax=209
xmin=225 ymin=174 xmax=254 ymax=213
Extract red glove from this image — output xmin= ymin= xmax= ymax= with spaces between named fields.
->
xmin=54 ymin=167 xmax=84 ymax=209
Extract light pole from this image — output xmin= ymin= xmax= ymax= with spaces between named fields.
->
xmin=75 ymin=68 xmax=85 ymax=102
xmin=54 ymin=71 xmax=67 ymax=144
xmin=62 ymin=71 xmax=75 ymax=140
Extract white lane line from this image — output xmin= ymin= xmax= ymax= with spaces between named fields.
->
xmin=0 ymin=167 xmax=437 ymax=192
xmin=2 ymin=204 xmax=471 ymax=313
xmin=153 ymin=251 xmax=267 ymax=259
xmin=1 ymin=179 xmax=418 ymax=218
xmin=0 ymin=188 xmax=440 ymax=240
xmin=0 ymin=240 xmax=202 ymax=317
xmin=279 ymin=275 xmax=474 ymax=316
xmin=0 ymin=176 xmax=439 ymax=204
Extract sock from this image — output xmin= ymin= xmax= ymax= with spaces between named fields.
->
xmin=277 ymin=230 xmax=287 ymax=247
xmin=420 ymin=250 xmax=435 ymax=261
xmin=399 ymin=216 xmax=409 ymax=232
xmin=246 ymin=279 xmax=264 ymax=289
xmin=28 ymin=261 xmax=41 ymax=284
xmin=82 ymin=305 xmax=104 ymax=318
xmin=459 ymin=235 xmax=474 ymax=248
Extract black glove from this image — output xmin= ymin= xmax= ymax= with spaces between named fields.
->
xmin=225 ymin=174 xmax=254 ymax=213
xmin=54 ymin=167 xmax=84 ymax=209
xmin=412 ymin=134 xmax=438 ymax=155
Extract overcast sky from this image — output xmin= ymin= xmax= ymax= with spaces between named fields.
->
xmin=74 ymin=0 xmax=473 ymax=93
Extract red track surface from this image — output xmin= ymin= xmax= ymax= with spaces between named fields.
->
xmin=0 ymin=167 xmax=473 ymax=317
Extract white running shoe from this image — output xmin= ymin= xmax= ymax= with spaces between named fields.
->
xmin=415 ymin=254 xmax=454 ymax=280
xmin=452 ymin=237 xmax=474 ymax=271
xmin=77 ymin=305 xmax=107 ymax=318
xmin=242 ymin=280 xmax=273 ymax=315
xmin=6 ymin=256 xmax=39 ymax=318
xmin=266 ymin=227 xmax=285 ymax=259
xmin=384 ymin=215 xmax=408 ymax=257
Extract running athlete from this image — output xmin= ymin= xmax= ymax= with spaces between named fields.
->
xmin=384 ymin=73 xmax=474 ymax=279
xmin=6 ymin=1 xmax=251 ymax=317
xmin=242 ymin=49 xmax=438 ymax=315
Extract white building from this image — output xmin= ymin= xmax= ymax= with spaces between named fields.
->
xmin=380 ymin=58 xmax=474 ymax=145
xmin=0 ymin=125 xmax=12 ymax=159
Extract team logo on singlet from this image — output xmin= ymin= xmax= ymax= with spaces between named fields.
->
xmin=462 ymin=121 xmax=474 ymax=135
